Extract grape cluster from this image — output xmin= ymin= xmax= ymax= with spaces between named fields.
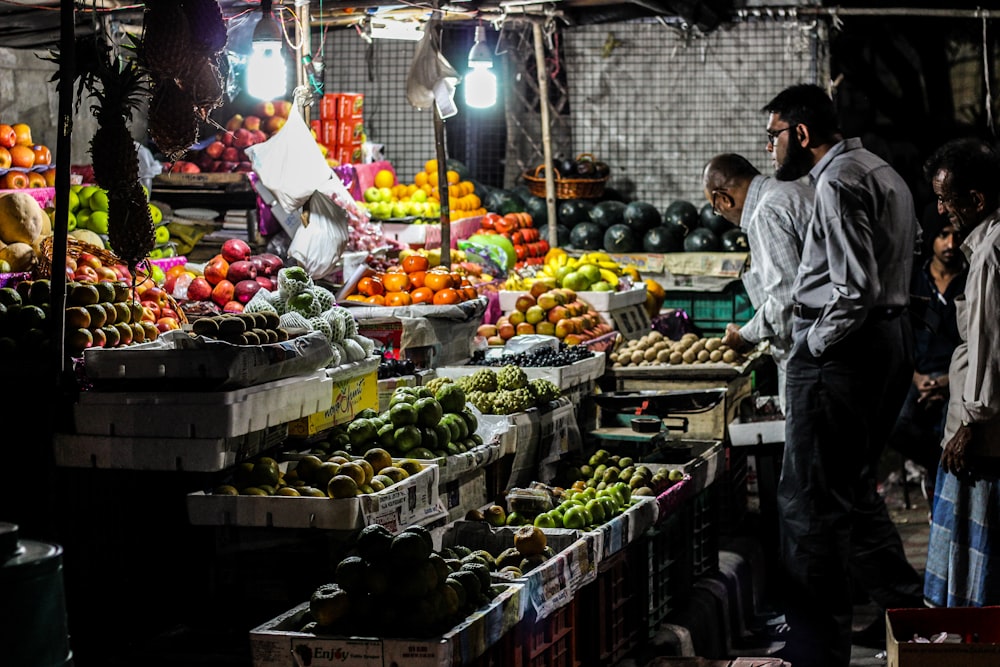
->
xmin=377 ymin=354 xmax=416 ymax=379
xmin=469 ymin=344 xmax=594 ymax=368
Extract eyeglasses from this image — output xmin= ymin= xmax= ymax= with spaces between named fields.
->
xmin=766 ymin=126 xmax=794 ymax=147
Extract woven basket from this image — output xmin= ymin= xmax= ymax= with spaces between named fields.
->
xmin=522 ymin=153 xmax=608 ymax=200
xmin=35 ymin=236 xmax=122 ymax=280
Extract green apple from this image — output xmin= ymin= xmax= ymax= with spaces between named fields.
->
xmin=505 ymin=510 xmax=527 ymax=526
xmin=411 ymin=189 xmax=427 ymax=203
xmin=378 ymin=186 xmax=392 ymax=202
xmin=68 ymin=190 xmax=80 ymax=212
xmin=66 ymin=211 xmax=77 ymax=232
xmin=668 ymin=468 xmax=685 ymax=482
xmin=154 ymin=225 xmax=170 ymax=245
xmin=534 ymin=512 xmax=558 ymax=529
xmin=585 ymin=499 xmax=606 ymax=524
xmin=363 ymin=186 xmax=381 ymax=203
xmin=391 ymin=202 xmax=408 ymax=219
xmin=148 ymin=248 xmax=163 ymax=259
xmin=148 ymin=204 xmax=163 ymax=225
xmin=78 ymin=185 xmax=100 ymax=209
xmin=89 ymin=210 xmax=109 ymax=234
xmin=90 ymin=188 xmax=110 ymax=212
xmin=149 ymin=264 xmax=166 ymax=284
xmin=562 ymin=506 xmax=587 ymax=530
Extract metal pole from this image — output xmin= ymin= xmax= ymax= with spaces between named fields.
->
xmin=532 ymin=20 xmax=557 ymax=248
xmin=52 ymin=0 xmax=75 ymax=375
xmin=295 ymin=0 xmax=312 ymax=124
xmin=434 ymin=105 xmax=451 ymax=267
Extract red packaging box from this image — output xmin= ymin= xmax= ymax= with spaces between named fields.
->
xmin=336 ymin=118 xmax=365 ymax=147
xmin=334 ymin=144 xmax=363 ymax=165
xmin=319 ymin=93 xmax=338 ymax=120
xmin=336 ymin=93 xmax=364 ymax=120
xmin=320 ymin=120 xmax=338 ymax=147
xmin=309 ymin=119 xmax=322 ymax=139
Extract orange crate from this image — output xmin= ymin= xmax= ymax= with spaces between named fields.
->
xmin=515 ymin=599 xmax=580 ymax=667
xmin=691 ymin=485 xmax=719 ymax=578
xmin=644 ymin=508 xmax=694 ymax=637
xmin=579 ymin=547 xmax=643 ymax=666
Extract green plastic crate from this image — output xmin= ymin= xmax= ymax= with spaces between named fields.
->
xmin=662 ymin=284 xmax=754 ymax=336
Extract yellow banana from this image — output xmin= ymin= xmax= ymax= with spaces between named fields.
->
xmin=583 ymin=252 xmax=611 ymax=263
xmin=599 ymin=269 xmax=620 ymax=286
xmin=598 ymin=260 xmax=622 ymax=274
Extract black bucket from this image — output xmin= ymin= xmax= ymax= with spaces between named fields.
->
xmin=0 ymin=522 xmax=73 ymax=667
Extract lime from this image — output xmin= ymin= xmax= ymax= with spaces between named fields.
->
xmin=394 ymin=425 xmax=422 ymax=453
xmin=347 ymin=418 xmax=377 ymax=447
xmin=388 ymin=402 xmax=418 ymax=428
xmin=414 ymin=397 xmax=443 ymax=428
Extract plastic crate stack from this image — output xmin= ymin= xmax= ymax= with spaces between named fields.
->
xmin=662 ymin=283 xmax=754 ymax=336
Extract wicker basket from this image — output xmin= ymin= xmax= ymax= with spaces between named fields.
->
xmin=522 ymin=153 xmax=608 ymax=200
xmin=35 ymin=236 xmax=123 ymax=280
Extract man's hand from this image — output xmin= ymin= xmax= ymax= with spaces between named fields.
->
xmin=914 ymin=372 xmax=949 ymax=405
xmin=942 ymin=422 xmax=977 ymax=481
xmin=722 ymin=323 xmax=750 ymax=352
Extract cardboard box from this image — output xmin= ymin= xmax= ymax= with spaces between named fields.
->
xmin=337 ymin=118 xmax=365 ymax=147
xmin=433 ymin=352 xmax=606 ymax=391
xmin=319 ymin=94 xmax=338 ymax=121
xmin=334 ymin=144 xmax=363 ymax=166
xmin=320 ymin=120 xmax=338 ymax=147
xmin=287 ymin=359 xmax=379 ymax=437
xmin=249 ymin=583 xmax=523 ymax=667
xmin=498 ymin=284 xmax=646 ymax=313
xmin=887 ymin=607 xmax=1000 ymax=667
xmin=335 ymin=92 xmax=365 ymax=120
xmin=187 ymin=461 xmax=444 ymax=531
xmin=74 ymin=370 xmax=332 ymax=439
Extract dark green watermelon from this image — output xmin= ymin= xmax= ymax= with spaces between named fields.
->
xmin=446 ymin=158 xmax=471 ymax=181
xmin=498 ymin=191 xmax=527 ymax=215
xmin=721 ymin=228 xmax=750 ymax=252
xmin=665 ymin=200 xmax=699 ymax=234
xmin=589 ymin=200 xmax=627 ymax=230
xmin=569 ymin=222 xmax=604 ymax=250
xmin=525 ymin=195 xmax=549 ymax=225
xmin=559 ymin=199 xmax=596 ymax=226
xmin=623 ymin=201 xmax=662 ymax=235
xmin=557 ymin=224 xmax=572 ymax=247
xmin=684 ymin=227 xmax=721 ymax=252
xmin=699 ymin=203 xmax=737 ymax=236
xmin=643 ymin=225 xmax=685 ymax=253
xmin=483 ymin=189 xmax=508 ymax=212
xmin=600 ymin=187 xmax=628 ymax=202
xmin=603 ymin=224 xmax=637 ymax=253
xmin=512 ymin=184 xmax=534 ymax=205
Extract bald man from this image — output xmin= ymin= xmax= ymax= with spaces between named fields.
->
xmin=702 ymin=153 xmax=813 ymax=409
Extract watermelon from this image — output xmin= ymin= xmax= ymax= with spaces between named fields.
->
xmin=558 ymin=199 xmax=595 ymax=226
xmin=643 ymin=225 xmax=685 ymax=253
xmin=664 ymin=200 xmax=699 ymax=234
xmin=699 ymin=203 xmax=737 ymax=236
xmin=721 ymin=228 xmax=750 ymax=252
xmin=623 ymin=201 xmax=662 ymax=235
xmin=512 ymin=184 xmax=534 ymax=205
xmin=603 ymin=224 xmax=637 ymax=253
xmin=589 ymin=200 xmax=627 ymax=230
xmin=557 ymin=224 xmax=572 ymax=247
xmin=683 ymin=227 xmax=721 ymax=252
xmin=569 ymin=222 xmax=604 ymax=250
xmin=524 ymin=195 xmax=548 ymax=225
xmin=483 ymin=189 xmax=508 ymax=212
xmin=498 ymin=191 xmax=527 ymax=215
xmin=600 ymin=187 xmax=628 ymax=202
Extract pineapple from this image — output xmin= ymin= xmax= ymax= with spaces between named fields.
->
xmin=148 ymin=78 xmax=199 ymax=160
xmin=140 ymin=0 xmax=195 ymax=82
xmin=89 ymin=56 xmax=146 ymax=190
xmin=108 ymin=182 xmax=156 ymax=272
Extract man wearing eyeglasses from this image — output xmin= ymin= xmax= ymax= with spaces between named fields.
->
xmin=761 ymin=83 xmax=923 ymax=667
xmin=701 ymin=153 xmax=813 ymax=411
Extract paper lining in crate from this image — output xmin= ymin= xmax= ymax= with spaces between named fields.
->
xmin=441 ymin=469 xmax=489 ymax=522
xmin=52 ymin=423 xmax=287 ymax=472
xmin=73 ymin=369 xmax=332 ymax=439
xmin=498 ymin=284 xmax=646 ymax=313
xmin=433 ymin=352 xmax=605 ymax=391
xmin=585 ymin=494 xmax=658 ymax=564
xmin=81 ymin=329 xmax=335 ymax=391
xmin=288 ymin=358 xmax=380 ymax=437
xmin=641 ymin=440 xmax=723 ymax=496
xmin=249 ymin=582 xmax=524 ymax=667
xmin=437 ymin=520 xmax=597 ymax=621
xmin=187 ymin=462 xmax=444 ymax=531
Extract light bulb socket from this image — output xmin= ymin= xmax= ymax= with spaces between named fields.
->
xmin=253 ymin=9 xmax=282 ymax=44
xmin=468 ymin=25 xmax=493 ymax=66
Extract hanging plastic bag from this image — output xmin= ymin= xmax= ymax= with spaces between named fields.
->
xmin=405 ymin=22 xmax=459 ymax=117
xmin=245 ymin=102 xmax=331 ymax=215
xmin=287 ymin=190 xmax=351 ymax=280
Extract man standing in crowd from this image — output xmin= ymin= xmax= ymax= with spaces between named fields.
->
xmin=888 ymin=211 xmax=967 ymax=505
xmin=701 ymin=153 xmax=812 ymax=411
xmin=761 ymin=83 xmax=924 ymax=667
xmin=922 ymin=137 xmax=1000 ymax=608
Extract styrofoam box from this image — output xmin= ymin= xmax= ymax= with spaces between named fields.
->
xmin=249 ymin=582 xmax=524 ymax=667
xmin=498 ymin=284 xmax=646 ymax=313
xmin=434 ymin=352 xmax=606 ymax=391
xmin=728 ymin=416 xmax=786 ymax=446
xmin=52 ymin=424 xmax=287 ymax=472
xmin=437 ymin=520 xmax=596 ymax=620
xmin=186 ymin=462 xmax=444 ymax=531
xmin=73 ymin=370 xmax=331 ymax=439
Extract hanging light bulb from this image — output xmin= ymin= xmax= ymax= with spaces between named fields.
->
xmin=464 ymin=25 xmax=497 ymax=109
xmin=247 ymin=0 xmax=287 ymax=101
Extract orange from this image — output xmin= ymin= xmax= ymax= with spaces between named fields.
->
xmin=385 ymin=291 xmax=412 ymax=306
xmin=462 ymin=286 xmax=478 ymax=301
xmin=373 ymin=169 xmax=395 ymax=189
xmin=401 ymin=254 xmax=429 ymax=273
xmin=433 ymin=288 xmax=460 ymax=305
xmin=446 ymin=170 xmax=459 ymax=184
xmin=11 ymin=123 xmax=32 ymax=146
xmin=357 ymin=276 xmax=385 ymax=297
xmin=423 ymin=271 xmax=453 ymax=292
xmin=408 ymin=270 xmax=426 ymax=288
xmin=414 ymin=171 xmax=428 ymax=187
xmin=428 ymin=171 xmax=439 ymax=187
xmin=9 ymin=144 xmax=34 ymax=168
xmin=424 ymin=158 xmax=438 ymax=174
xmin=365 ymin=294 xmax=386 ymax=305
xmin=382 ymin=272 xmax=410 ymax=292
xmin=410 ymin=287 xmax=434 ymax=304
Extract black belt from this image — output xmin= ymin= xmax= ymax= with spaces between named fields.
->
xmin=792 ymin=304 xmax=906 ymax=320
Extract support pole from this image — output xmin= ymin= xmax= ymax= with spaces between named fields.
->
xmin=434 ymin=106 xmax=451 ymax=266
xmin=295 ymin=0 xmax=312 ymax=123
xmin=532 ymin=20 xmax=558 ymax=248
xmin=52 ymin=0 xmax=75 ymax=375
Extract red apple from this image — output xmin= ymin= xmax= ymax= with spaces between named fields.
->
xmin=187 ymin=276 xmax=213 ymax=301
xmin=220 ymin=132 xmax=234 ymax=147
xmin=96 ymin=265 xmax=118 ymax=281
xmin=233 ymin=128 xmax=253 ymax=149
xmin=141 ymin=285 xmax=165 ymax=303
xmin=227 ymin=259 xmax=257 ymax=284
xmin=257 ymin=253 xmax=284 ymax=276
xmin=222 ymin=238 xmax=252 ymax=263
xmin=264 ymin=116 xmax=286 ymax=134
xmin=0 ymin=124 xmax=15 ymax=149
xmin=159 ymin=307 xmax=179 ymax=321
xmin=205 ymin=141 xmax=226 ymax=159
xmin=220 ymin=161 xmax=238 ymax=173
xmin=211 ymin=279 xmax=235 ymax=307
xmin=0 ymin=147 xmax=10 ymax=169
xmin=274 ymin=100 xmax=292 ymax=118
xmin=196 ymin=152 xmax=216 ymax=171
xmin=180 ymin=161 xmax=200 ymax=174
xmin=155 ymin=317 xmax=181 ymax=333
xmin=0 ymin=171 xmax=28 ymax=189
xmin=75 ymin=266 xmax=99 ymax=282
xmin=234 ymin=279 xmax=262 ymax=303
xmin=78 ymin=252 xmax=103 ymax=270
xmin=250 ymin=130 xmax=267 ymax=145
xmin=221 ymin=146 xmax=240 ymax=163
xmin=141 ymin=300 xmax=161 ymax=319
xmin=236 ymin=161 xmax=253 ymax=173
xmin=254 ymin=276 xmax=275 ymax=291
xmin=256 ymin=101 xmax=276 ymax=118
xmin=223 ymin=300 xmax=244 ymax=314
xmin=204 ymin=256 xmax=229 ymax=286
xmin=242 ymin=115 xmax=262 ymax=132
xmin=225 ymin=114 xmax=244 ymax=132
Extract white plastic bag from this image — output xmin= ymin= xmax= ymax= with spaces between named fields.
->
xmin=245 ymin=103 xmax=331 ymax=215
xmin=287 ymin=191 xmax=350 ymax=280
xmin=406 ymin=24 xmax=459 ymax=117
